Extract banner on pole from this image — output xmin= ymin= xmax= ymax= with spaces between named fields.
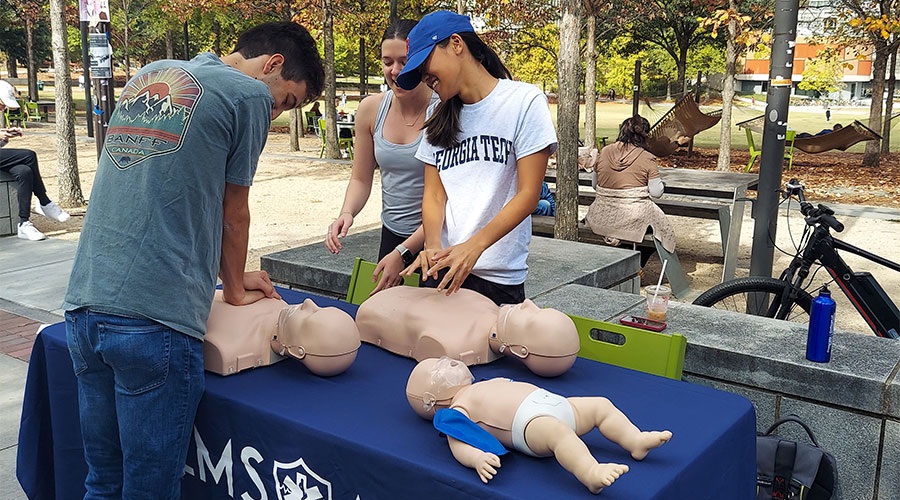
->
xmin=89 ymin=33 xmax=112 ymax=79
xmin=79 ymin=0 xmax=110 ymax=24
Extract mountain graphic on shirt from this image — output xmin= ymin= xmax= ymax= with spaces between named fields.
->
xmin=104 ymin=65 xmax=203 ymax=169
xmin=118 ymin=90 xmax=185 ymax=124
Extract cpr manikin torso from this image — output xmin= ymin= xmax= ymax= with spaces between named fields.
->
xmin=405 ymin=357 xmax=672 ymax=494
xmin=355 ymin=287 xmax=580 ymax=377
xmin=204 ymin=291 xmax=361 ymax=376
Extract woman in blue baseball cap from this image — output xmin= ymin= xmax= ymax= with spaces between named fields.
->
xmin=325 ymin=19 xmax=438 ymax=294
xmin=398 ymin=10 xmax=557 ymax=305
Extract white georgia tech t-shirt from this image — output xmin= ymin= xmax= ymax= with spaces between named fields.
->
xmin=415 ymin=79 xmax=558 ymax=285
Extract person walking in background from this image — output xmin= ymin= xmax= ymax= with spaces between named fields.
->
xmin=0 ymin=80 xmax=71 ymax=241
xmin=61 ymin=22 xmax=323 ymax=500
xmin=325 ymin=18 xmax=437 ymax=294
xmin=396 ymin=10 xmax=557 ymax=305
xmin=825 ymin=102 xmax=831 ymax=122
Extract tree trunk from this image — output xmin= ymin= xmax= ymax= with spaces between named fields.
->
xmin=6 ymin=54 xmax=17 ymax=79
xmin=456 ymin=0 xmax=465 ymax=15
xmin=124 ymin=11 xmax=131 ymax=80
xmin=584 ymin=15 xmax=597 ymax=149
xmin=358 ymin=37 xmax=366 ymax=96
xmin=213 ymin=20 xmax=222 ymax=56
xmin=286 ymin=0 xmax=303 ymax=145
xmin=289 ymin=109 xmax=301 ymax=151
xmin=882 ymin=45 xmax=897 ymax=155
xmin=183 ymin=21 xmax=189 ymax=60
xmin=864 ymin=41 xmax=888 ymax=167
xmin=716 ymin=6 xmax=738 ymax=171
xmin=25 ymin=19 xmax=38 ymax=101
xmin=166 ymin=29 xmax=174 ymax=59
xmin=676 ymin=45 xmax=688 ymax=97
xmin=555 ymin=0 xmax=582 ymax=241
xmin=50 ymin=0 xmax=85 ymax=207
xmin=665 ymin=78 xmax=671 ymax=101
xmin=322 ymin=0 xmax=340 ymax=159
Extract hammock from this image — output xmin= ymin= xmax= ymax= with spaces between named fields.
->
xmin=736 ymin=115 xmax=881 ymax=154
xmin=644 ymin=95 xmax=723 ymax=157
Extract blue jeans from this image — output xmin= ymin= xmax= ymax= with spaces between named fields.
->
xmin=66 ymin=308 xmax=204 ymax=500
xmin=533 ymin=199 xmax=554 ymax=216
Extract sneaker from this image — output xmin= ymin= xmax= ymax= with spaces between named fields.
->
xmin=35 ymin=201 xmax=70 ymax=222
xmin=17 ymin=221 xmax=46 ymax=241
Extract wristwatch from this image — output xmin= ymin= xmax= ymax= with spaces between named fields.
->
xmin=395 ymin=243 xmax=414 ymax=267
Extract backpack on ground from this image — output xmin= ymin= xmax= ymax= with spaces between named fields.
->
xmin=756 ymin=414 xmax=841 ymax=500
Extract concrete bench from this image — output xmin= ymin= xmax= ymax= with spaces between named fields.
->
xmin=533 ymin=283 xmax=900 ymax=500
xmin=0 ymin=170 xmax=18 ymax=236
xmin=260 ymin=227 xmax=643 ymax=299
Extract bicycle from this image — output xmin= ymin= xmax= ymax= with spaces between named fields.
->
xmin=692 ymin=179 xmax=900 ymax=339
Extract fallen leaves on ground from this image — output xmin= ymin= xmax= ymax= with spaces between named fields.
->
xmin=659 ymin=148 xmax=900 ymax=208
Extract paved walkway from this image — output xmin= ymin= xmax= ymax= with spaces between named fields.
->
xmin=0 ymin=235 xmax=73 ymax=499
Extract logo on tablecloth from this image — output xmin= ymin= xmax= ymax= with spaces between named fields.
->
xmin=104 ymin=66 xmax=203 ymax=169
xmin=273 ymin=458 xmax=332 ymax=500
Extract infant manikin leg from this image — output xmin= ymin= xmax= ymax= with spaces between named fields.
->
xmin=569 ymin=397 xmax=672 ymax=461
xmin=524 ymin=416 xmax=629 ymax=494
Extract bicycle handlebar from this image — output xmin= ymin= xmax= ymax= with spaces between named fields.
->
xmin=785 ymin=179 xmax=844 ymax=233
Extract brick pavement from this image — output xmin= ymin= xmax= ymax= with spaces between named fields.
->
xmin=0 ymin=309 xmax=40 ymax=362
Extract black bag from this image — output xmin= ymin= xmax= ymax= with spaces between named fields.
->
xmin=756 ymin=415 xmax=841 ymax=500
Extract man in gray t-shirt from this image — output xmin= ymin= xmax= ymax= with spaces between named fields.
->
xmin=61 ymin=22 xmax=323 ymax=500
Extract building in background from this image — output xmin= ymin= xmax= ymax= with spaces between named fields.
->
xmin=736 ymin=0 xmax=874 ymax=101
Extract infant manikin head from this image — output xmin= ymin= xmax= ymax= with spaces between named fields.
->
xmin=405 ymin=357 xmax=474 ymax=420
xmin=493 ymin=300 xmax=580 ymax=377
xmin=270 ymin=299 xmax=361 ymax=376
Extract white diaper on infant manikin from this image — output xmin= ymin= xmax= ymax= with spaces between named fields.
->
xmin=511 ymin=388 xmax=576 ymax=457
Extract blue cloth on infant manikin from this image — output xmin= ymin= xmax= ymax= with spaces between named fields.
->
xmin=433 ymin=408 xmax=509 ymax=456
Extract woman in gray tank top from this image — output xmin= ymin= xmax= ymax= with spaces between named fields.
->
xmin=324 ymin=19 xmax=435 ymax=294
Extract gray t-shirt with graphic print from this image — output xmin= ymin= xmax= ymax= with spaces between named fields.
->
xmin=63 ymin=52 xmax=273 ymax=340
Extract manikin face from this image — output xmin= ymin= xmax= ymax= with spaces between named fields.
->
xmin=382 ymin=37 xmax=421 ymax=95
xmin=419 ymin=34 xmax=463 ymax=102
xmin=406 ymin=357 xmax=473 ymax=420
xmin=495 ymin=300 xmax=580 ymax=377
xmin=274 ymin=299 xmax=361 ymax=376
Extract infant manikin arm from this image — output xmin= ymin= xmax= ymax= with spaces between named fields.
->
xmin=447 ymin=436 xmax=502 ymax=484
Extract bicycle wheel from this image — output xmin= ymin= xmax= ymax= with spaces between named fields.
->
xmin=692 ymin=277 xmax=813 ymax=322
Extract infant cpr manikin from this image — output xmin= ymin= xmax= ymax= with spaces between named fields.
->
xmin=205 ymin=290 xmax=360 ymax=376
xmin=405 ymin=357 xmax=672 ymax=494
xmin=356 ymin=287 xmax=580 ymax=377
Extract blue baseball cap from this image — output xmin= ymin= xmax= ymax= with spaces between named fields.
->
xmin=396 ymin=11 xmax=475 ymax=91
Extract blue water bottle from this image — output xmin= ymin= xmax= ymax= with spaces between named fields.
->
xmin=807 ymin=286 xmax=836 ymax=363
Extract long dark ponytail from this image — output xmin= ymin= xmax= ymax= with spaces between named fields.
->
xmin=425 ymin=31 xmax=511 ymax=149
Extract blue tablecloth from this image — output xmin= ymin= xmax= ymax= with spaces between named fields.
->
xmin=18 ymin=288 xmax=755 ymax=499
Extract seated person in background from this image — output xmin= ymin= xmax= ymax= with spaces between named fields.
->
xmin=584 ymin=116 xmax=675 ymax=266
xmin=531 ymin=182 xmax=555 ymax=216
xmin=205 ymin=290 xmax=361 ymax=376
xmin=406 ymin=357 xmax=672 ymax=494
xmin=356 ymin=286 xmax=580 ymax=377
xmin=795 ymin=123 xmax=842 ymax=138
xmin=0 ymin=80 xmax=71 ymax=241
xmin=310 ymin=101 xmax=322 ymax=118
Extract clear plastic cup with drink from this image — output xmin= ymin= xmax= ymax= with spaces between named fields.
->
xmin=645 ymin=285 xmax=670 ymax=322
